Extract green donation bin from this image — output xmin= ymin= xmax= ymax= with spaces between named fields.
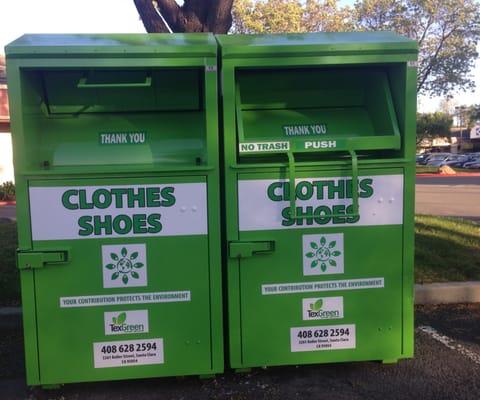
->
xmin=217 ymin=32 xmax=418 ymax=368
xmin=6 ymin=34 xmax=223 ymax=385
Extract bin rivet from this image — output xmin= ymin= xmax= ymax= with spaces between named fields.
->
xmin=180 ymin=206 xmax=187 ymax=212
xmin=389 ymin=198 xmax=395 ymax=203
xmin=192 ymin=206 xmax=197 ymax=212
xmin=186 ymin=340 xmax=191 ymax=345
xmin=378 ymin=197 xmax=384 ymax=203
xmin=196 ymin=340 xmax=201 ymax=344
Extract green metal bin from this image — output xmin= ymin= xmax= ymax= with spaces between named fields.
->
xmin=6 ymin=34 xmax=223 ymax=385
xmin=217 ymin=32 xmax=418 ymax=368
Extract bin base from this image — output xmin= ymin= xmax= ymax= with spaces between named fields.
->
xmin=42 ymin=384 xmax=62 ymax=390
xmin=199 ymin=374 xmax=216 ymax=379
xmin=235 ymin=368 xmax=252 ymax=374
xmin=381 ymin=359 xmax=398 ymax=364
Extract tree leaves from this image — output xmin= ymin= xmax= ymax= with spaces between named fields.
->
xmin=355 ymin=0 xmax=480 ymax=97
xmin=232 ymin=0 xmax=354 ymax=34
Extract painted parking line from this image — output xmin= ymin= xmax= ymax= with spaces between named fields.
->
xmin=417 ymin=325 xmax=480 ymax=366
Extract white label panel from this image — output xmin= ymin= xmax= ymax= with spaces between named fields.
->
xmin=104 ymin=310 xmax=149 ymax=336
xmin=302 ymin=297 xmax=344 ymax=321
xmin=291 ymin=324 xmax=355 ymax=352
xmin=238 ymin=175 xmax=403 ymax=231
xmin=29 ymin=183 xmax=208 ymax=240
xmin=93 ymin=338 xmax=163 ymax=368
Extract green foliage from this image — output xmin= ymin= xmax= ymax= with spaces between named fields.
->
xmin=416 ymin=112 xmax=453 ymax=144
xmin=0 ymin=181 xmax=15 ymax=201
xmin=354 ymin=0 xmax=480 ymax=97
xmin=232 ymin=0 xmax=354 ymax=33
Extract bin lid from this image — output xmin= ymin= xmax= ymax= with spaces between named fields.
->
xmin=5 ymin=33 xmax=217 ymax=58
xmin=216 ymin=31 xmax=417 ymax=59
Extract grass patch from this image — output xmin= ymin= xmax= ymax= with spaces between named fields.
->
xmin=416 ymin=166 xmax=480 ymax=174
xmin=416 ymin=166 xmax=439 ymax=174
xmin=0 ymin=221 xmax=20 ymax=306
xmin=415 ymin=215 xmax=480 ymax=283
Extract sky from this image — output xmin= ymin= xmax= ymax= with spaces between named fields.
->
xmin=0 ymin=0 xmax=479 ymax=113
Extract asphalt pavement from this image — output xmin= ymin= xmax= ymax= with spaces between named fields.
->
xmin=416 ymin=175 xmax=480 ymax=221
xmin=1 ymin=304 xmax=480 ymax=400
xmin=0 ymin=204 xmax=15 ymax=221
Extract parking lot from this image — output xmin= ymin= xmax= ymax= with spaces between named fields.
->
xmin=0 ymin=304 xmax=479 ymax=400
xmin=416 ymin=174 xmax=480 ymax=221
xmin=417 ymin=152 xmax=480 ymax=169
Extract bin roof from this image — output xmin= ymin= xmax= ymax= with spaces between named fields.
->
xmin=216 ymin=32 xmax=417 ymax=58
xmin=5 ymin=34 xmax=217 ymax=57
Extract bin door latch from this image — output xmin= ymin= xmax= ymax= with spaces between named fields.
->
xmin=17 ymin=250 xmax=69 ymax=270
xmin=229 ymin=241 xmax=275 ymax=259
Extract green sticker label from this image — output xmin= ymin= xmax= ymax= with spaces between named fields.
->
xmin=239 ymin=141 xmax=290 ymax=153
xmin=283 ymin=124 xmax=327 ymax=137
xmin=99 ymin=132 xmax=147 ymax=145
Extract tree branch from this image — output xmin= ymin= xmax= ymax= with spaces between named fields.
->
xmin=133 ymin=0 xmax=180 ymax=32
xmin=206 ymin=0 xmax=234 ymax=33
xmin=156 ymin=0 xmax=187 ymax=32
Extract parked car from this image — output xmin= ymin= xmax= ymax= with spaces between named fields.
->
xmin=425 ymin=153 xmax=451 ymax=166
xmin=416 ymin=152 xmax=433 ymax=165
xmin=416 ymin=153 xmax=431 ymax=164
xmin=464 ymin=158 xmax=480 ymax=169
xmin=442 ymin=155 xmax=472 ymax=168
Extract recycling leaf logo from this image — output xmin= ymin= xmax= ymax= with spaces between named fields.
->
xmin=104 ymin=247 xmax=144 ymax=285
xmin=305 ymin=236 xmax=341 ymax=272
xmin=310 ymin=298 xmax=323 ymax=312
xmin=112 ymin=312 xmax=127 ymax=326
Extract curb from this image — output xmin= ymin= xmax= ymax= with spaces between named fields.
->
xmin=1 ymin=282 xmax=479 ymax=315
xmin=0 ymin=201 xmax=16 ymax=206
xmin=416 ymin=173 xmax=480 ymax=177
xmin=415 ymin=282 xmax=480 ymax=305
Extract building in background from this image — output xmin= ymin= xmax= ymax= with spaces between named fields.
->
xmin=0 ymin=55 xmax=13 ymax=183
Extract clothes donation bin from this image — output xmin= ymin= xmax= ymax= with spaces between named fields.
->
xmin=217 ymin=32 xmax=417 ymax=369
xmin=6 ymin=34 xmax=223 ymax=386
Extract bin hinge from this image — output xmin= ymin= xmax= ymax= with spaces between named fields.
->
xmin=17 ymin=250 xmax=69 ymax=270
xmin=229 ymin=241 xmax=275 ymax=259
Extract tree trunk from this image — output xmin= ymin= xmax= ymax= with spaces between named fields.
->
xmin=133 ymin=0 xmax=234 ymax=33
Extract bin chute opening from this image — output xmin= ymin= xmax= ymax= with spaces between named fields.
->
xmin=235 ymin=66 xmax=401 ymax=156
xmin=19 ymin=67 xmax=207 ymax=168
